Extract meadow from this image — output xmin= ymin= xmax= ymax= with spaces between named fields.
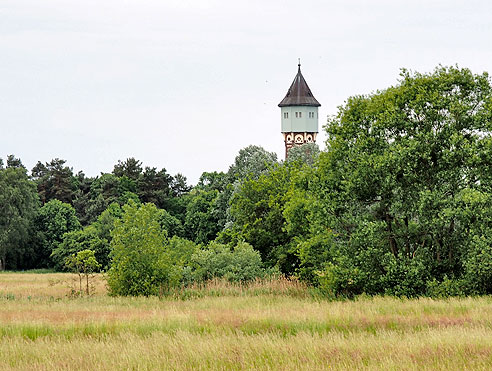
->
xmin=1 ymin=272 xmax=492 ymax=370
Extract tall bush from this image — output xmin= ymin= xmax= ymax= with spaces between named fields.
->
xmin=107 ymin=201 xmax=177 ymax=296
xmin=183 ymin=242 xmax=267 ymax=284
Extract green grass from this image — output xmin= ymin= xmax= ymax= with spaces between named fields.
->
xmin=1 ymin=272 xmax=492 ymax=370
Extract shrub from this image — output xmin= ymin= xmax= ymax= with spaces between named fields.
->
xmin=462 ymin=235 xmax=492 ymax=294
xmin=167 ymin=236 xmax=197 ymax=266
xmin=183 ymin=242 xmax=266 ymax=284
xmin=106 ymin=201 xmax=178 ymax=296
xmin=379 ymin=255 xmax=431 ymax=297
xmin=426 ymin=276 xmax=466 ymax=298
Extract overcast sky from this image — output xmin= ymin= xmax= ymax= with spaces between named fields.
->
xmin=2 ymin=0 xmax=492 ymax=184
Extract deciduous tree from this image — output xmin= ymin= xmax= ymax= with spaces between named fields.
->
xmin=34 ymin=200 xmax=81 ymax=267
xmin=107 ymin=202 xmax=177 ymax=296
xmin=65 ymin=249 xmax=101 ymax=295
xmin=294 ymin=66 xmax=492 ymax=296
xmin=0 ymin=165 xmax=39 ymax=270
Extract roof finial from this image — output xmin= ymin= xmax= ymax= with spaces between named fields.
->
xmin=298 ymin=58 xmax=301 ymax=71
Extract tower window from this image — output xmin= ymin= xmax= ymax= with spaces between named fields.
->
xmin=299 ymin=112 xmax=302 ymax=118
xmin=284 ymin=112 xmax=288 ymax=119
xmin=295 ymin=112 xmax=302 ymax=118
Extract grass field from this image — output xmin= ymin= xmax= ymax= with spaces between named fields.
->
xmin=1 ymin=272 xmax=492 ymax=370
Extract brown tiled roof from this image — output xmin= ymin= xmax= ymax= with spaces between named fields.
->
xmin=278 ymin=64 xmax=321 ymax=107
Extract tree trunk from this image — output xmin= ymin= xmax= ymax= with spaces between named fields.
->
xmin=385 ymin=212 xmax=398 ymax=258
xmin=405 ymin=216 xmax=410 ymax=258
xmin=448 ymin=219 xmax=455 ymax=265
xmin=0 ymin=255 xmax=5 ymax=271
xmin=436 ymin=239 xmax=441 ymax=262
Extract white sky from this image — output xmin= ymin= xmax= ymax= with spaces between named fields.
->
xmin=2 ymin=0 xmax=492 ymax=184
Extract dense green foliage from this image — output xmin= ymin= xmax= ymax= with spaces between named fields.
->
xmin=107 ymin=202 xmax=176 ymax=296
xmin=4 ymin=65 xmax=492 ymax=298
xmin=51 ymin=227 xmax=108 ymax=272
xmin=184 ymin=189 xmax=221 ymax=244
xmin=1 ymin=155 xmax=191 ymax=272
xmin=289 ymin=66 xmax=492 ymax=296
xmin=286 ymin=143 xmax=320 ymax=166
xmin=228 ymin=163 xmax=294 ymax=268
xmin=0 ymin=163 xmax=39 ymax=270
xmin=225 ymin=66 xmax=492 ymax=297
xmin=31 ymin=158 xmax=77 ymax=204
xmin=106 ymin=202 xmax=268 ymax=296
xmin=34 ymin=200 xmax=81 ymax=268
xmin=183 ymin=242 xmax=268 ymax=284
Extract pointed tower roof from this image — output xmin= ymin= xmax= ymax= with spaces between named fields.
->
xmin=278 ymin=63 xmax=321 ymax=107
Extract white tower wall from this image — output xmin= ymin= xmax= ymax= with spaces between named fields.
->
xmin=280 ymin=106 xmax=319 ymax=133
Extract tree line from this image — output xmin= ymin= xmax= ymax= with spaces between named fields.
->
xmin=2 ymin=66 xmax=492 ymax=297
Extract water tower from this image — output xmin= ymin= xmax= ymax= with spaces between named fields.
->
xmin=278 ymin=62 xmax=320 ymax=158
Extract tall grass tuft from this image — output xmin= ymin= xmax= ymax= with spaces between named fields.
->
xmin=170 ymin=275 xmax=310 ymax=300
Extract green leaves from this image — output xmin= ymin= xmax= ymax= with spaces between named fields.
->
xmin=294 ymin=66 xmax=492 ymax=296
xmin=34 ymin=200 xmax=81 ymax=268
xmin=0 ymin=166 xmax=39 ymax=270
xmin=183 ymin=242 xmax=266 ymax=284
xmin=65 ymin=249 xmax=101 ymax=296
xmin=65 ymin=249 xmax=101 ymax=276
xmin=107 ymin=201 xmax=174 ymax=296
xmin=229 ymin=163 xmax=293 ymax=267
xmin=52 ymin=227 xmax=108 ymax=271
xmin=184 ymin=189 xmax=221 ymax=244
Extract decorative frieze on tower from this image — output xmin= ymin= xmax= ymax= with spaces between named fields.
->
xmin=278 ymin=62 xmax=320 ymax=158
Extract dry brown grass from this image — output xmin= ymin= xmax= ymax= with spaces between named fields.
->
xmin=0 ymin=272 xmax=107 ymax=298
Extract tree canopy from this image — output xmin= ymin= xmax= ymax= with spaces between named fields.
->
xmin=0 ymin=165 xmax=39 ymax=270
xmin=290 ymin=66 xmax=492 ymax=296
